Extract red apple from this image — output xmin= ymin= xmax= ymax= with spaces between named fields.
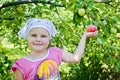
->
xmin=86 ymin=25 xmax=97 ymax=32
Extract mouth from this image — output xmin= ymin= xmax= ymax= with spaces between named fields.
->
xmin=34 ymin=44 xmax=42 ymax=46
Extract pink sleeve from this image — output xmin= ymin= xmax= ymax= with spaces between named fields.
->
xmin=52 ymin=47 xmax=63 ymax=65
xmin=11 ymin=59 xmax=25 ymax=75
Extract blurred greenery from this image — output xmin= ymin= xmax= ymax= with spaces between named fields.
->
xmin=0 ymin=0 xmax=120 ymax=80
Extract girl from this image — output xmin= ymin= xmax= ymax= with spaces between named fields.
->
xmin=11 ymin=18 xmax=98 ymax=80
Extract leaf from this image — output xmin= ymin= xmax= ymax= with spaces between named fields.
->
xmin=97 ymin=37 xmax=105 ymax=44
xmin=88 ymin=1 xmax=94 ymax=7
xmin=94 ymin=21 xmax=99 ymax=27
xmin=95 ymin=3 xmax=105 ymax=9
xmin=115 ymin=61 xmax=120 ymax=72
xmin=116 ymin=61 xmax=120 ymax=68
xmin=85 ymin=20 xmax=92 ymax=26
xmin=109 ymin=56 xmax=115 ymax=64
xmin=50 ymin=4 xmax=55 ymax=10
xmin=102 ymin=26 xmax=110 ymax=38
xmin=113 ymin=16 xmax=119 ymax=23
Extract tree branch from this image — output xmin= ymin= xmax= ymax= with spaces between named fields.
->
xmin=0 ymin=0 xmax=63 ymax=9
xmin=1 ymin=0 xmax=119 ymax=10
xmin=94 ymin=0 xmax=113 ymax=3
xmin=0 ymin=17 xmax=15 ymax=20
xmin=0 ymin=0 xmax=119 ymax=20
xmin=0 ymin=15 xmax=32 ymax=20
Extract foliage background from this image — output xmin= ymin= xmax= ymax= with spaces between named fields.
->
xmin=0 ymin=0 xmax=120 ymax=80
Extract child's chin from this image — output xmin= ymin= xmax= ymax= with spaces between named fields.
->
xmin=32 ymin=47 xmax=42 ymax=51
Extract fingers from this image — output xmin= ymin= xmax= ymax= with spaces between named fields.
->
xmin=84 ymin=31 xmax=98 ymax=37
xmin=92 ymin=31 xmax=98 ymax=36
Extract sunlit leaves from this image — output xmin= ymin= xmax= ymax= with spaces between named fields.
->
xmin=0 ymin=0 xmax=120 ymax=79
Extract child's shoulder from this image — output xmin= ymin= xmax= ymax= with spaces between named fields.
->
xmin=14 ymin=57 xmax=27 ymax=62
xmin=49 ymin=47 xmax=63 ymax=54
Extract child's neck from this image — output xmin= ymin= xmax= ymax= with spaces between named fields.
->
xmin=31 ymin=49 xmax=47 ymax=54
xmin=27 ymin=49 xmax=48 ymax=60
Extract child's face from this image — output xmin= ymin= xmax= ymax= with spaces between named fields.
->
xmin=27 ymin=27 xmax=50 ymax=52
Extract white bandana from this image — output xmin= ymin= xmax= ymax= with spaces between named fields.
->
xmin=18 ymin=18 xmax=57 ymax=39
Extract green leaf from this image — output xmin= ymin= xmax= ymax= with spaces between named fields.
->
xmin=102 ymin=26 xmax=110 ymax=38
xmin=97 ymin=37 xmax=105 ymax=44
xmin=109 ymin=56 xmax=115 ymax=64
xmin=95 ymin=3 xmax=105 ymax=9
xmin=115 ymin=61 xmax=120 ymax=72
xmin=116 ymin=61 xmax=120 ymax=68
xmin=113 ymin=16 xmax=119 ymax=23
xmin=86 ymin=20 xmax=92 ymax=26
xmin=94 ymin=21 xmax=99 ymax=27
xmin=88 ymin=1 xmax=94 ymax=7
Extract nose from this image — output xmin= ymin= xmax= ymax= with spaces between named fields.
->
xmin=36 ymin=36 xmax=41 ymax=42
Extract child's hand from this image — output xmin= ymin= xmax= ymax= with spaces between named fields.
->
xmin=83 ymin=31 xmax=98 ymax=38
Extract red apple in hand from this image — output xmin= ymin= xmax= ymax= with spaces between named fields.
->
xmin=86 ymin=25 xmax=97 ymax=32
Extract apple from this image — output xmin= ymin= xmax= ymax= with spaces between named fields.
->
xmin=78 ymin=8 xmax=85 ymax=16
xmin=110 ymin=28 xmax=117 ymax=34
xmin=86 ymin=25 xmax=97 ymax=32
xmin=116 ymin=26 xmax=120 ymax=31
xmin=17 ymin=7 xmax=23 ymax=12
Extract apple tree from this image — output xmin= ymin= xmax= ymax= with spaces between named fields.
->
xmin=0 ymin=0 xmax=120 ymax=79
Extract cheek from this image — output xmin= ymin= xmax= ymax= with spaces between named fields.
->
xmin=27 ymin=41 xmax=31 ymax=47
xmin=27 ymin=38 xmax=33 ymax=46
xmin=45 ymin=39 xmax=50 ymax=45
xmin=43 ymin=38 xmax=50 ymax=46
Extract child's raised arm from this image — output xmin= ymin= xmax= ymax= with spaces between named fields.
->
xmin=62 ymin=31 xmax=98 ymax=63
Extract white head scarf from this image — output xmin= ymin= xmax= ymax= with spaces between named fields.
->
xmin=18 ymin=18 xmax=57 ymax=39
